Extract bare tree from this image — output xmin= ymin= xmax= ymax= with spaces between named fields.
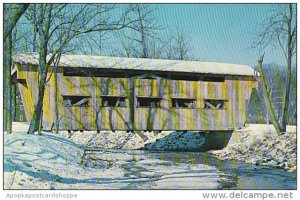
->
xmin=165 ymin=33 xmax=175 ymax=60
xmin=253 ymin=4 xmax=296 ymax=134
xmin=3 ymin=3 xmax=29 ymax=41
xmin=148 ymin=40 xmax=163 ymax=59
xmin=162 ymin=28 xmax=191 ymax=60
xmin=22 ymin=4 xmax=140 ymax=134
xmin=24 ymin=4 xmax=38 ymax=52
xmin=66 ymin=4 xmax=116 ymax=56
xmin=173 ymin=28 xmax=190 ymax=60
xmin=116 ymin=6 xmax=191 ymax=61
xmin=122 ymin=4 xmax=163 ymax=58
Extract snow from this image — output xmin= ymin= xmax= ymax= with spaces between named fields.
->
xmin=56 ymin=129 xmax=210 ymax=151
xmin=210 ymin=124 xmax=297 ymax=172
xmin=144 ymin=131 xmax=206 ymax=151
xmin=4 ymin=123 xmax=225 ymax=189
xmin=13 ymin=53 xmax=256 ymax=76
xmin=12 ymin=122 xmax=29 ymax=133
xmin=5 ymin=122 xmax=296 ymax=189
xmin=9 ymin=122 xmax=213 ymax=152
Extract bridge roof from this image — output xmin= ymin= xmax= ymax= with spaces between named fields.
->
xmin=13 ymin=53 xmax=256 ymax=76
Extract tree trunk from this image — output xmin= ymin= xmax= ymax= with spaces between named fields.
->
xmin=137 ymin=6 xmax=148 ymax=58
xmin=27 ymin=4 xmax=53 ymax=134
xmin=27 ymin=76 xmax=47 ymax=134
xmin=4 ymin=4 xmax=29 ymax=41
xmin=12 ymin=84 xmax=16 ymax=122
xmin=27 ymin=68 xmax=48 ymax=134
xmin=54 ymin=67 xmax=59 ymax=134
xmin=280 ymin=4 xmax=293 ymax=132
xmin=38 ymin=110 xmax=43 ymax=135
xmin=27 ymin=34 xmax=48 ymax=134
xmin=257 ymin=55 xmax=281 ymax=136
xmin=32 ymin=4 xmax=37 ymax=52
xmin=4 ymin=33 xmax=13 ymax=134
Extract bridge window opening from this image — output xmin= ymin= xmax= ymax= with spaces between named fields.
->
xmin=171 ymin=98 xmax=195 ymax=108
xmin=204 ymin=99 xmax=226 ymax=109
xmin=63 ymin=95 xmax=90 ymax=107
xmin=101 ymin=96 xmax=126 ymax=107
xmin=137 ymin=97 xmax=161 ymax=108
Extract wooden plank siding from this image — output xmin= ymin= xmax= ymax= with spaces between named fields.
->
xmin=14 ymin=64 xmax=257 ymax=131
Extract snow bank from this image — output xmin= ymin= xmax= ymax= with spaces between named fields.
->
xmin=4 ymin=131 xmax=130 ymax=189
xmin=210 ymin=124 xmax=297 ymax=172
xmin=10 ymin=122 xmax=227 ymax=152
xmin=57 ymin=130 xmax=231 ymax=152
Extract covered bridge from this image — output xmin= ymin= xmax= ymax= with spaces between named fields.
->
xmin=12 ymin=53 xmax=258 ymax=132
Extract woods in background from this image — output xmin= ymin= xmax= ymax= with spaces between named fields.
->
xmin=247 ymin=63 xmax=297 ymax=126
xmin=252 ymin=4 xmax=296 ymax=135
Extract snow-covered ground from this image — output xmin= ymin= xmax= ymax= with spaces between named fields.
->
xmin=4 ymin=124 xmax=226 ymax=189
xmin=210 ymin=124 xmax=297 ymax=172
xmin=58 ymin=129 xmax=211 ymax=151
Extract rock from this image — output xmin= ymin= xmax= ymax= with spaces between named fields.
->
xmin=276 ymin=157 xmax=287 ymax=164
xmin=267 ymin=160 xmax=277 ymax=166
xmin=255 ymin=161 xmax=260 ymax=166
xmin=287 ymin=166 xmax=296 ymax=173
xmin=247 ymin=158 xmax=258 ymax=165
xmin=263 ymin=157 xmax=272 ymax=162
xmin=276 ymin=163 xmax=285 ymax=168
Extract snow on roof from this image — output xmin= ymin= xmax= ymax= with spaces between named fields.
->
xmin=13 ymin=53 xmax=256 ymax=76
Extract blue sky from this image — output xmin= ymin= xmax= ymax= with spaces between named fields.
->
xmin=16 ymin=3 xmax=292 ymax=68
xmin=156 ymin=4 xmax=289 ymax=67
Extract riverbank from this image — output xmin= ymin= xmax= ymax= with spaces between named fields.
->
xmin=57 ymin=129 xmax=212 ymax=151
xmin=56 ymin=124 xmax=296 ymax=172
xmin=210 ymin=124 xmax=297 ymax=172
xmin=4 ymin=130 xmax=226 ymax=189
xmin=10 ymin=122 xmax=297 ymax=172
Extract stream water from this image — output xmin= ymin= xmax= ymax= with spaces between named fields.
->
xmin=84 ymin=148 xmax=297 ymax=190
xmin=148 ymin=151 xmax=297 ymax=189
